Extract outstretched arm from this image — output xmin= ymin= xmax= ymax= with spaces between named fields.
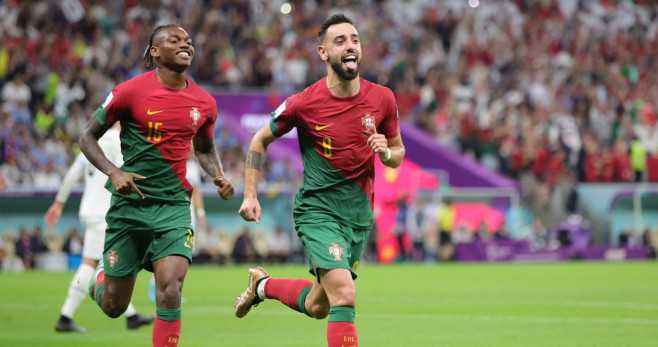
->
xmin=193 ymin=136 xmax=234 ymax=200
xmin=44 ymin=156 xmax=85 ymax=227
xmin=238 ymin=123 xmax=278 ymax=223
xmin=79 ymin=117 xmax=146 ymax=199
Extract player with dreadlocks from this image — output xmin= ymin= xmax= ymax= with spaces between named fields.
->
xmin=79 ymin=24 xmax=234 ymax=347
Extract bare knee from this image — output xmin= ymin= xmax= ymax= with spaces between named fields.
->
xmin=331 ymin=284 xmax=356 ymax=307
xmin=307 ymin=302 xmax=330 ymax=319
xmin=156 ymin=279 xmax=183 ymax=307
xmin=103 ymin=299 xmax=129 ymax=318
xmin=99 ymin=280 xmax=133 ymax=318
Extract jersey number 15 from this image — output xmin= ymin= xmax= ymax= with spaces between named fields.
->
xmin=147 ymin=122 xmax=163 ymax=142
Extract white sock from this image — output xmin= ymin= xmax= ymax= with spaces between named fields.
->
xmin=257 ymin=278 xmax=269 ymax=300
xmin=60 ymin=263 xmax=95 ymax=318
xmin=124 ymin=302 xmax=137 ymax=317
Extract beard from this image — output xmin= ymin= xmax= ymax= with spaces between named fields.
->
xmin=329 ymin=54 xmax=359 ymax=80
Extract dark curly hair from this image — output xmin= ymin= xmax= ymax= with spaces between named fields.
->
xmin=142 ymin=24 xmax=180 ymax=69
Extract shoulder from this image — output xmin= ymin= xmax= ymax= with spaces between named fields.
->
xmin=301 ymin=78 xmax=327 ymax=98
xmin=108 ymin=72 xmax=156 ymax=105
xmin=118 ymin=71 xmax=157 ymax=92
xmin=187 ymin=80 xmax=216 ymax=107
xmin=362 ymin=79 xmax=396 ymax=115
xmin=290 ymin=79 xmax=327 ymax=109
xmin=362 ymin=78 xmax=395 ymax=100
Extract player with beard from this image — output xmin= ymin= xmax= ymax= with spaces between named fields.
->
xmin=235 ymin=13 xmax=405 ymax=347
xmin=79 ymin=24 xmax=234 ymax=347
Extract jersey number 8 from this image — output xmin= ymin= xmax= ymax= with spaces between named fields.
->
xmin=322 ymin=136 xmax=332 ymax=157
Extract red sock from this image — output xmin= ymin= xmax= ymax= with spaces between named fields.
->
xmin=92 ymin=270 xmax=105 ymax=304
xmin=95 ymin=270 xmax=104 ymax=294
xmin=264 ymin=278 xmax=313 ymax=313
xmin=152 ymin=317 xmax=181 ymax=347
xmin=327 ymin=321 xmax=358 ymax=347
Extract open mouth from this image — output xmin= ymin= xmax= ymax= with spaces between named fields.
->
xmin=342 ymin=55 xmax=357 ymax=69
xmin=176 ymin=51 xmax=191 ymax=59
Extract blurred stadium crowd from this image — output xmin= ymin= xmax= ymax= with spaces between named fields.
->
xmin=2 ymin=0 xmax=658 ymax=190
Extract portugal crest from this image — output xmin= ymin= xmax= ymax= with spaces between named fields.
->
xmin=188 ymin=107 xmax=202 ymax=131
xmin=361 ymin=112 xmax=375 ymax=130
xmin=107 ymin=250 xmax=119 ymax=269
xmin=190 ymin=107 xmax=201 ymax=125
xmin=329 ymin=243 xmax=344 ymax=261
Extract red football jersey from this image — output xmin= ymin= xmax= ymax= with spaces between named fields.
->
xmin=270 ymin=77 xmax=400 ymax=228
xmin=95 ymin=70 xmax=217 ymax=201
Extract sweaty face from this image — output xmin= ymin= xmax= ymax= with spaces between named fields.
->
xmin=152 ymin=27 xmax=194 ymax=72
xmin=324 ymin=23 xmax=361 ymax=80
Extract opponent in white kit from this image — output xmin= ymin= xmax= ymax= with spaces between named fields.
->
xmin=45 ymin=123 xmax=154 ymax=332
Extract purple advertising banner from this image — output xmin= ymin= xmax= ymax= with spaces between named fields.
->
xmin=456 ymin=240 xmax=648 ymax=262
xmin=400 ymin=122 xmax=518 ymax=189
xmin=456 ymin=240 xmax=575 ymax=262
xmin=549 ymin=215 xmax=591 ymax=251
xmin=213 ymin=92 xmax=519 ymax=190
xmin=214 ymin=93 xmax=304 ymax=174
xmin=578 ymin=246 xmax=648 ymax=261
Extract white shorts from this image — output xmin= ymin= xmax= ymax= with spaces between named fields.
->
xmin=80 ymin=217 xmax=107 ymax=260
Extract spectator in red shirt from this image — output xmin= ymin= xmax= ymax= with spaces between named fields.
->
xmin=545 ymin=148 xmax=566 ymax=186
xmin=611 ymin=138 xmax=633 ymax=182
xmin=598 ymin=147 xmax=615 ymax=182
xmin=646 ymin=149 xmax=658 ymax=182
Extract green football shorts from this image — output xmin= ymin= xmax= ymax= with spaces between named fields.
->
xmin=103 ymin=195 xmax=194 ymax=277
xmin=295 ymin=216 xmax=371 ymax=279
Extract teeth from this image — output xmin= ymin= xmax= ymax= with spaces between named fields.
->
xmin=177 ymin=52 xmax=190 ymax=57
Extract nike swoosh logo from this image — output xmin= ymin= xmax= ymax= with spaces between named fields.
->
xmin=315 ymin=123 xmax=333 ymax=130
xmin=147 ymin=108 xmax=164 ymax=115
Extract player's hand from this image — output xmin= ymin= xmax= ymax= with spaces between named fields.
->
xmin=364 ymin=124 xmax=388 ymax=158
xmin=239 ymin=197 xmax=261 ymax=223
xmin=213 ymin=176 xmax=234 ymax=200
xmin=44 ymin=201 xmax=64 ymax=227
xmin=108 ymin=169 xmax=146 ymax=199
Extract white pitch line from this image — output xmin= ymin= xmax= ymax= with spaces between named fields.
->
xmin=2 ymin=304 xmax=655 ymax=326
xmin=362 ymin=312 xmax=658 ymax=326
xmin=363 ymin=296 xmax=658 ymax=310
xmin=183 ymin=306 xmax=658 ymax=326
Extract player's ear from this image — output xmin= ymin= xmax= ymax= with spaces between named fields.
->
xmin=150 ymin=45 xmax=159 ymax=59
xmin=317 ymin=45 xmax=328 ymax=61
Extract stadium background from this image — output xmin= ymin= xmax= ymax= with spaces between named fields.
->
xmin=1 ymin=1 xmax=657 ymax=346
xmin=2 ymin=0 xmax=657 ymax=266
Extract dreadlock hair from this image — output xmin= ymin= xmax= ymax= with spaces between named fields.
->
xmin=317 ymin=13 xmax=354 ymax=45
xmin=143 ymin=24 xmax=180 ymax=69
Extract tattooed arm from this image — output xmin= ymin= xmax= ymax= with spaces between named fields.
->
xmin=238 ymin=123 xmax=278 ymax=223
xmin=193 ymin=136 xmax=234 ymax=200
xmin=80 ymin=118 xmax=146 ymax=199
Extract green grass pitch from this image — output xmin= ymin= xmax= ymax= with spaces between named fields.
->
xmin=1 ymin=261 xmax=657 ymax=346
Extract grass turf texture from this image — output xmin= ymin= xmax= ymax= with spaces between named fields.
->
xmin=1 ymin=261 xmax=656 ymax=346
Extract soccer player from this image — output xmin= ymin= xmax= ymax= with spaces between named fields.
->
xmin=46 ymin=123 xmax=154 ymax=333
xmin=148 ymin=149 xmax=203 ymax=303
xmin=79 ymin=24 xmax=234 ymax=347
xmin=236 ymin=14 xmax=404 ymax=347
